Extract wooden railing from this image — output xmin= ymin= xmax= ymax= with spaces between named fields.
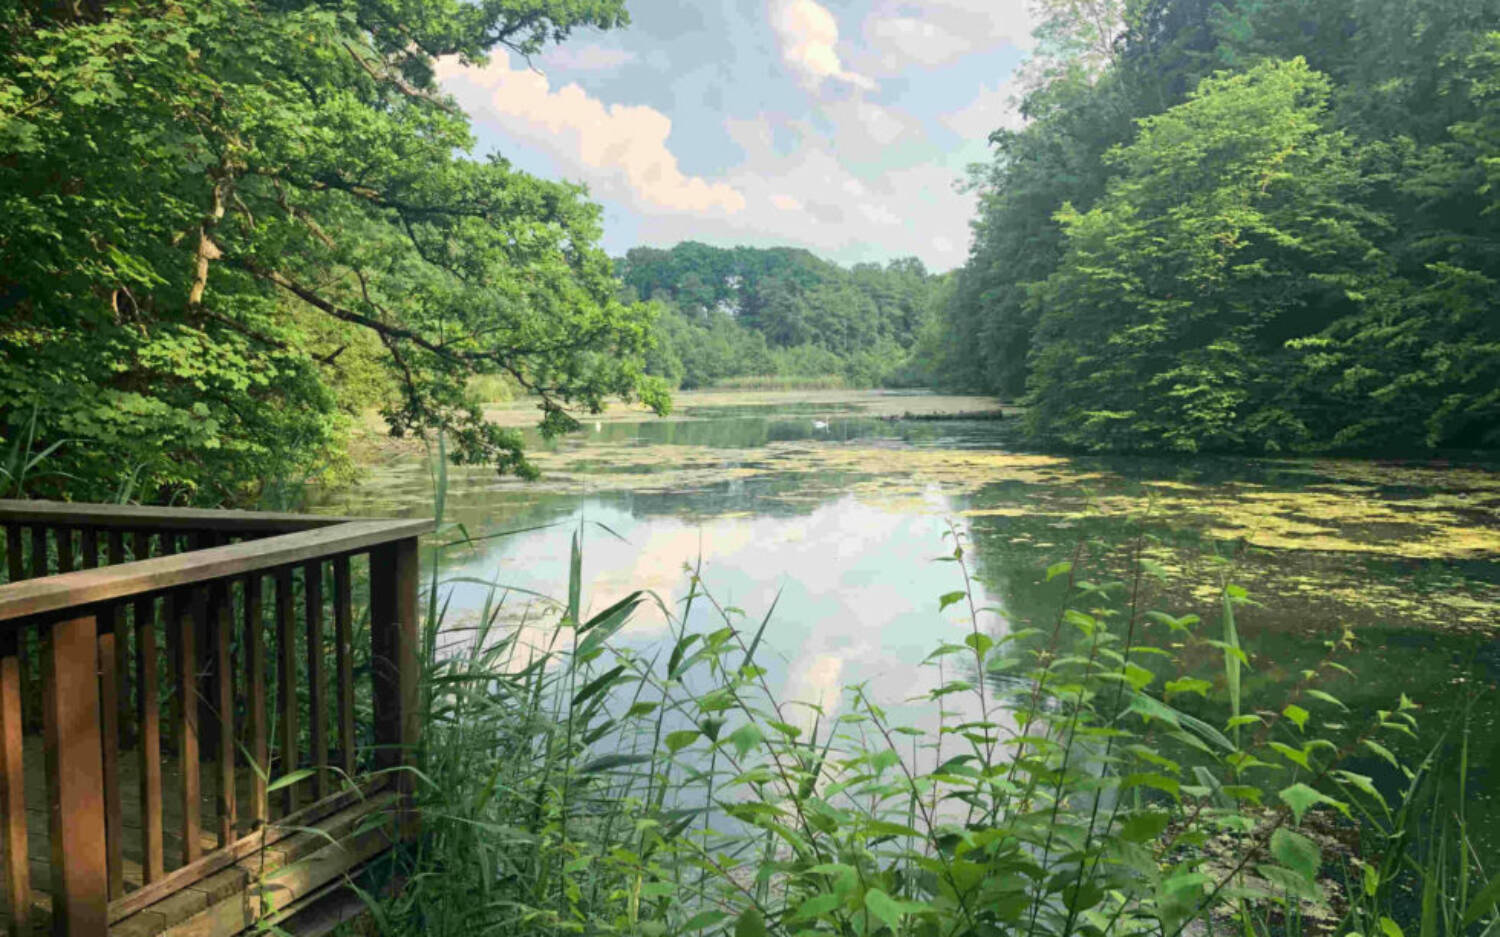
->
xmin=0 ymin=500 xmax=434 ymax=936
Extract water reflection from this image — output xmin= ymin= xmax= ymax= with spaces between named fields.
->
xmin=434 ymin=493 xmax=1002 ymax=730
xmin=322 ymin=399 xmax=1500 ymax=850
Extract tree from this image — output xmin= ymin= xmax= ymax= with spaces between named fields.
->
xmin=1025 ymin=58 xmax=1389 ymax=452
xmin=0 ymin=0 xmax=666 ymax=505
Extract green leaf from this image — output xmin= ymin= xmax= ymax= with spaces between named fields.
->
xmin=1362 ymin=739 xmax=1401 ymax=770
xmin=734 ymin=908 xmax=767 ymax=937
xmin=571 ymin=665 xmax=625 ymax=707
xmin=938 ymin=590 xmax=967 ymax=612
xmin=1282 ymin=703 xmax=1309 ymax=731
xmin=1045 ymin=561 xmax=1072 ymax=582
xmin=665 ymin=729 xmax=701 ymax=754
xmin=864 ymin=888 xmax=905 ymax=931
xmin=1120 ymin=810 xmax=1169 ymax=843
xmin=789 ymin=893 xmax=841 ymax=922
xmin=1270 ymin=828 xmax=1320 ymax=881
xmin=682 ymin=910 xmax=729 ymax=931
xmin=267 ymin=768 xmax=317 ymax=793
xmin=1460 ymin=870 xmax=1500 ymax=927
xmin=729 ymin=723 xmax=763 ymax=759
xmin=1279 ymin=783 xmax=1334 ymax=823
xmin=1165 ymin=677 xmax=1212 ymax=698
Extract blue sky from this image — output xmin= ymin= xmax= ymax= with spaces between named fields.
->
xmin=438 ymin=1 xmax=1035 ymax=272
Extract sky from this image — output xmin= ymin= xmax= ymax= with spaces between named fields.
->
xmin=435 ymin=1 xmax=1035 ymax=272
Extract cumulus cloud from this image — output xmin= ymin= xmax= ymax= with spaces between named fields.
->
xmin=940 ymin=76 xmax=1027 ymax=139
xmin=629 ymin=116 xmax=976 ymax=270
xmin=862 ymin=0 xmax=1035 ymax=73
xmin=436 ymin=55 xmax=746 ymax=215
xmin=768 ymin=0 xmax=875 ymax=91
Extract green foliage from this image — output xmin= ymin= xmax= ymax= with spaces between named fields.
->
xmin=937 ymin=0 xmax=1500 ymax=454
xmin=618 ymin=244 xmax=947 ymax=390
xmin=0 ymin=0 xmax=666 ymax=504
xmin=1026 ymin=58 xmax=1384 ymax=452
xmin=361 ymin=521 xmax=1478 ymax=937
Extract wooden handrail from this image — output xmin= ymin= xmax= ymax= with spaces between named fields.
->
xmin=0 ymin=504 xmax=432 ymax=936
xmin=0 ymin=499 xmax=364 ymax=533
xmin=0 ymin=518 xmax=433 ymax=622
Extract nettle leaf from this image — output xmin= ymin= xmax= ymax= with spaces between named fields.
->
xmin=729 ymin=723 xmax=763 ymax=759
xmin=1279 ymin=783 xmax=1337 ymax=823
xmin=1270 ymin=828 xmax=1320 ymax=881
xmin=1045 ymin=561 xmax=1073 ymax=582
xmin=665 ymin=729 xmax=701 ymax=754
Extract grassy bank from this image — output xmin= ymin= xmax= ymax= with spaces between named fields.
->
xmin=345 ymin=510 xmax=1494 ymax=937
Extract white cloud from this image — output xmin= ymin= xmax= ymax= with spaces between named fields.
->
xmin=862 ymin=0 xmax=1035 ymax=73
xmin=630 ymin=116 xmax=976 ymax=270
xmin=540 ymin=43 xmax=637 ymax=71
xmin=436 ymin=55 xmax=746 ymax=215
xmin=940 ymin=77 xmax=1026 ymax=139
xmin=768 ymin=0 xmax=875 ymax=91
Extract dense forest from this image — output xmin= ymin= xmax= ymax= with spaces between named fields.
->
xmin=615 ymin=243 xmax=949 ymax=389
xmin=0 ymin=0 xmax=665 ymax=504
xmin=934 ymin=0 xmax=1500 ymax=454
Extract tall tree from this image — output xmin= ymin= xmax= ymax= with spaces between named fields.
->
xmin=0 ymin=0 xmax=666 ymax=504
xmin=1025 ymin=58 xmax=1388 ymax=451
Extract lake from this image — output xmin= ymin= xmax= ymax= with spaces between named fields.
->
xmin=319 ymin=389 xmax=1500 ymax=848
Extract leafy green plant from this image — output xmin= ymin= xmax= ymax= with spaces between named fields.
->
xmin=345 ymin=520 xmax=1487 ymax=937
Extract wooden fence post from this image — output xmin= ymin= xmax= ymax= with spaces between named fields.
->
xmin=43 ymin=613 xmax=108 ymax=936
xmin=0 ymin=625 xmax=29 ymax=937
xmin=369 ymin=538 xmax=419 ymax=832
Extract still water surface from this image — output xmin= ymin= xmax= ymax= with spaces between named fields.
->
xmin=319 ymin=392 xmax=1500 ymax=847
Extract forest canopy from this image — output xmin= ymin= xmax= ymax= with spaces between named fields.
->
xmin=615 ymin=243 xmax=949 ymax=391
xmin=934 ymin=0 xmax=1500 ymax=454
xmin=0 ymin=0 xmax=668 ymax=504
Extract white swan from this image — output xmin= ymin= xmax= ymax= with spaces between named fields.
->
xmin=812 ymin=419 xmax=829 ymax=430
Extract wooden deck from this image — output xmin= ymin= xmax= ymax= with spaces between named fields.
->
xmin=0 ymin=501 xmax=432 ymax=937
xmin=0 ymin=737 xmax=398 ymax=936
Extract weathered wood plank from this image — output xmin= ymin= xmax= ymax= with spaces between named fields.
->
xmin=179 ymin=587 xmax=204 ymax=867
xmin=111 ymin=530 xmax=134 ymax=750
xmin=43 ymin=613 xmax=109 ymax=937
xmin=332 ymin=556 xmax=354 ymax=779
xmin=105 ymin=779 xmax=389 ymax=925
xmin=210 ymin=580 xmax=235 ymax=848
xmin=0 ymin=500 xmax=361 ymax=534
xmin=133 ymin=543 xmax=165 ymax=886
xmin=99 ymin=612 xmax=124 ymax=900
xmin=370 ymin=538 xmax=419 ymax=838
xmin=95 ymin=527 xmax=125 ymax=899
xmin=0 ymin=627 xmax=28 ymax=937
xmin=303 ymin=561 xmax=328 ymax=801
xmin=274 ymin=568 xmax=298 ymax=817
xmin=241 ymin=575 xmax=267 ymax=834
xmin=0 ymin=520 xmax=434 ymax=623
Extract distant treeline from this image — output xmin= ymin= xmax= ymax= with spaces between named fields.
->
xmin=614 ymin=243 xmax=951 ymax=389
xmin=933 ymin=0 xmax=1500 ymax=454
